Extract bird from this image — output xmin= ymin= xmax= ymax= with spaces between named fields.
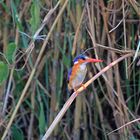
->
xmin=68 ymin=54 xmax=103 ymax=91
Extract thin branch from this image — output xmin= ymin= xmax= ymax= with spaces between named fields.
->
xmin=2 ymin=68 xmax=14 ymax=115
xmin=108 ymin=117 xmax=140 ymax=135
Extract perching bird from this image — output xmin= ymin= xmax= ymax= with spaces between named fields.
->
xmin=68 ymin=54 xmax=103 ymax=91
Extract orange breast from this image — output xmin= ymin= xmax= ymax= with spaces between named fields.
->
xmin=69 ymin=64 xmax=80 ymax=84
xmin=68 ymin=61 xmax=87 ymax=90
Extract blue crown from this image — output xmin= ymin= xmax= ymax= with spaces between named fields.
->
xmin=73 ymin=54 xmax=86 ymax=63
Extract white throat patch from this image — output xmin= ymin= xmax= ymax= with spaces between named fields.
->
xmin=80 ymin=63 xmax=86 ymax=70
xmin=74 ymin=61 xmax=78 ymax=64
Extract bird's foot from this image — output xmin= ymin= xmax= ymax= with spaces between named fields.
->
xmin=81 ymin=84 xmax=86 ymax=90
xmin=74 ymin=84 xmax=86 ymax=94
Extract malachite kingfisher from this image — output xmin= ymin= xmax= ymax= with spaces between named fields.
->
xmin=68 ymin=55 xmax=103 ymax=91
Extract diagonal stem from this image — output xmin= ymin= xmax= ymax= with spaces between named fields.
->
xmin=41 ymin=52 xmax=135 ymax=139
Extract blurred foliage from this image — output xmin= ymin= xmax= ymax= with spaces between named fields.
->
xmin=29 ymin=0 xmax=41 ymax=34
xmin=5 ymin=42 xmax=17 ymax=63
xmin=11 ymin=125 xmax=24 ymax=140
xmin=0 ymin=61 xmax=9 ymax=85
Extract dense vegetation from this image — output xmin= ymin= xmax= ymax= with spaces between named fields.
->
xmin=0 ymin=0 xmax=140 ymax=139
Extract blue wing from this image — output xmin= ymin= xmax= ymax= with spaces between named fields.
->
xmin=68 ymin=68 xmax=72 ymax=80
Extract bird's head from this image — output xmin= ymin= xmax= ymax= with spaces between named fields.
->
xmin=73 ymin=55 xmax=103 ymax=65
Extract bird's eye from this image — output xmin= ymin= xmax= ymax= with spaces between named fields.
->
xmin=81 ymin=56 xmax=86 ymax=60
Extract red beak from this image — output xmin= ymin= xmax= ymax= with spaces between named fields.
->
xmin=85 ymin=58 xmax=103 ymax=63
